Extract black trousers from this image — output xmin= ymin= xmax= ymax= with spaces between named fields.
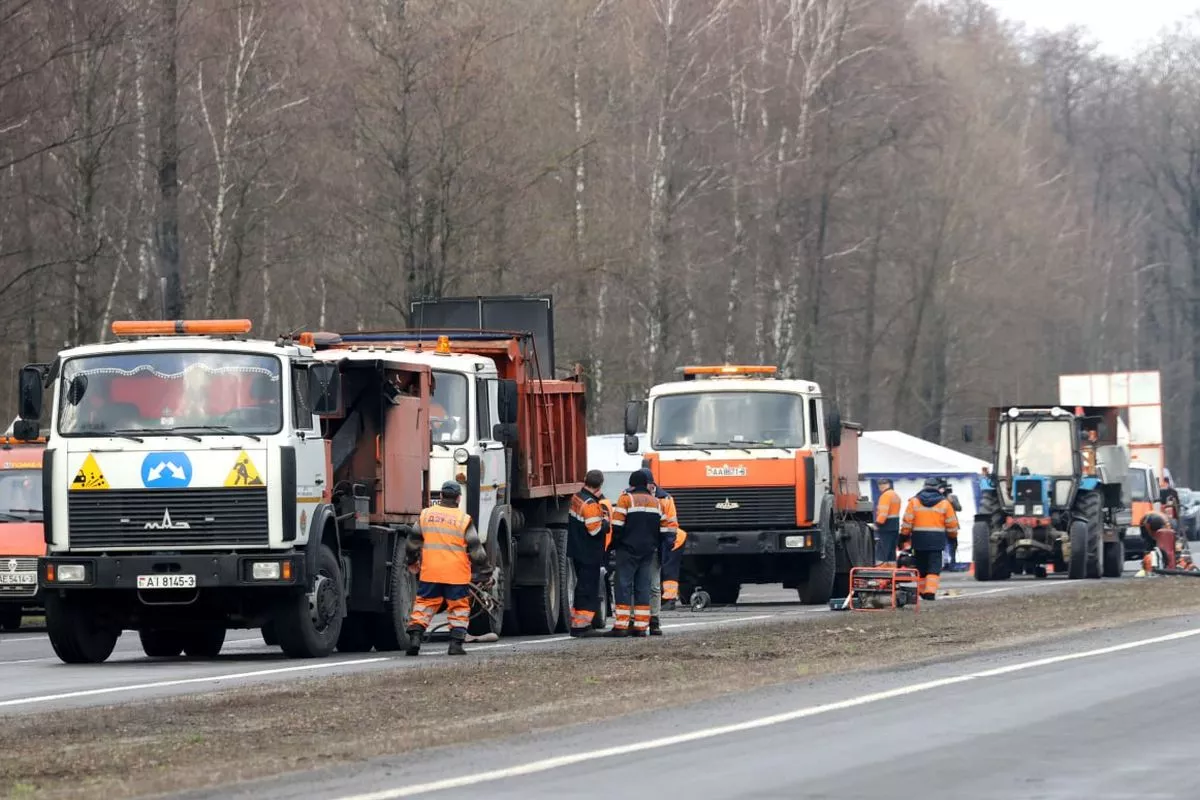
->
xmin=912 ymin=549 xmax=942 ymax=577
xmin=570 ymin=557 xmax=602 ymax=627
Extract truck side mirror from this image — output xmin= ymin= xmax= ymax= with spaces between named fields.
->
xmin=307 ymin=363 xmax=341 ymax=415
xmin=497 ymin=379 xmax=518 ymax=425
xmin=962 ymin=424 xmax=973 ymax=443
xmin=624 ymin=433 xmax=639 ymax=455
xmin=17 ymin=365 xmax=45 ymax=422
xmin=492 ymin=422 xmax=518 ymax=444
xmin=825 ymin=406 xmax=842 ymax=448
xmin=624 ymin=400 xmax=639 ymax=437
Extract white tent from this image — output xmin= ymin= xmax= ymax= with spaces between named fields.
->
xmin=859 ymin=430 xmax=989 ymax=567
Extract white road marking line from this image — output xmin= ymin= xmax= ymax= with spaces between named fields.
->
xmin=331 ymin=626 xmax=1200 ymax=800
xmin=0 ymin=657 xmax=391 ymax=708
xmin=0 ymin=657 xmax=57 ymax=665
xmin=663 ymin=614 xmax=775 ymax=629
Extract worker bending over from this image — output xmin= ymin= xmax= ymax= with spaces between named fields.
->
xmin=643 ymin=467 xmax=679 ymax=635
xmin=899 ymin=478 xmax=959 ymax=600
xmin=607 ymin=470 xmax=670 ymax=637
xmin=874 ymin=479 xmax=901 ymax=566
xmin=405 ymin=481 xmax=491 ymax=656
xmin=567 ymin=470 xmax=611 ymax=637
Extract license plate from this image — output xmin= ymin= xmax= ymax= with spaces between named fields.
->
xmin=137 ymin=574 xmax=196 ymax=589
xmin=0 ymin=572 xmax=35 ymax=585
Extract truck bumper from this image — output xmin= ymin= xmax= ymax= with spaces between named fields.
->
xmin=684 ymin=529 xmax=822 ymax=556
xmin=39 ymin=552 xmax=308 ymax=591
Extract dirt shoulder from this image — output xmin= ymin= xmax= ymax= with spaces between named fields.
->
xmin=5 ymin=580 xmax=1200 ymax=799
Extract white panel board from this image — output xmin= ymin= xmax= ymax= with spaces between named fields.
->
xmin=1058 ymin=375 xmax=1091 ymax=405
xmin=1129 ymin=371 xmax=1162 ymax=405
xmin=1128 ymin=406 xmax=1163 ymax=445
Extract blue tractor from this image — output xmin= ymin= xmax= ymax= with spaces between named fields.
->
xmin=966 ymin=405 xmax=1129 ymax=580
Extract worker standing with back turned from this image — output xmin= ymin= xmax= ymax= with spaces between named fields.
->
xmin=874 ymin=479 xmax=902 ymax=566
xmin=643 ymin=467 xmax=678 ymax=635
xmin=567 ymin=470 xmax=610 ymax=637
xmin=607 ymin=470 xmax=667 ymax=637
xmin=899 ymin=478 xmax=959 ymax=600
xmin=404 ymin=481 xmax=491 ymax=656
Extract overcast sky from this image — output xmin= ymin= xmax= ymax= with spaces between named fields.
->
xmin=986 ymin=0 xmax=1198 ymax=57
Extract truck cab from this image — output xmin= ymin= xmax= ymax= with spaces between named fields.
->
xmin=624 ymin=364 xmax=874 ymax=605
xmin=0 ymin=435 xmax=46 ymax=630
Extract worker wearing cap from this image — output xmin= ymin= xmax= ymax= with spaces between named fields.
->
xmin=899 ymin=478 xmax=959 ymax=600
xmin=607 ymin=469 xmax=668 ymax=636
xmin=404 ymin=481 xmax=490 ymax=656
xmin=874 ymin=479 xmax=902 ymax=566
xmin=567 ymin=469 xmax=611 ymax=637
xmin=642 ymin=467 xmax=679 ymax=635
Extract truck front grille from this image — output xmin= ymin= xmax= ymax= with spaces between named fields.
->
xmin=0 ymin=557 xmax=38 ymax=598
xmin=67 ymin=488 xmax=270 ymax=550
xmin=670 ymin=486 xmax=797 ymax=530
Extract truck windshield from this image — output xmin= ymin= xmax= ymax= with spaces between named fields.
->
xmin=431 ymin=370 xmax=468 ymax=444
xmin=1128 ymin=469 xmax=1151 ymax=501
xmin=995 ymin=419 xmax=1074 ymax=477
xmin=57 ymin=351 xmax=283 ymax=437
xmin=651 ymin=391 xmax=806 ymax=449
xmin=0 ymin=469 xmax=41 ymax=520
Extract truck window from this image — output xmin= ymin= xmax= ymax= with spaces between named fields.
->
xmin=476 ymin=377 xmax=491 ymax=441
xmin=1127 ymin=468 xmax=1150 ymax=501
xmin=0 ymin=469 xmax=41 ymax=519
xmin=808 ymin=398 xmax=821 ymax=447
xmin=292 ymin=365 xmax=313 ymax=430
xmin=651 ymin=391 xmax=806 ymax=449
xmin=430 ymin=370 xmax=468 ymax=444
xmin=56 ymin=351 xmax=283 ymax=437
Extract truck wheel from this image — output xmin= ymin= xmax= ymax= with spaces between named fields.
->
xmin=276 ymin=543 xmax=344 ymax=659
xmin=0 ymin=605 xmax=22 ymax=631
xmin=139 ymin=629 xmax=184 ymax=658
xmin=706 ymin=580 xmax=741 ymax=605
xmin=261 ymin=621 xmax=278 ymax=647
xmin=796 ymin=528 xmax=836 ymax=605
xmin=372 ymin=535 xmax=418 ymax=651
xmin=552 ymin=527 xmax=574 ymax=634
xmin=337 ymin=613 xmax=375 ymax=653
xmin=182 ymin=626 xmax=226 ymax=658
xmin=833 ymin=520 xmax=874 ymax=597
xmin=1075 ymin=490 xmax=1104 ymax=579
xmin=515 ymin=528 xmax=559 ymax=635
xmin=1067 ymin=520 xmax=1089 ymax=579
xmin=972 ymin=521 xmax=993 ymax=581
xmin=45 ymin=594 xmax=119 ymax=664
xmin=469 ymin=529 xmax=508 ymax=637
xmin=1103 ymin=538 xmax=1125 ymax=578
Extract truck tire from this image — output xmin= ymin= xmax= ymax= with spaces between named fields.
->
xmin=139 ymin=629 xmax=184 ymax=658
xmin=1074 ymin=490 xmax=1104 ymax=579
xmin=796 ymin=526 xmax=836 ymax=605
xmin=705 ymin=580 xmax=741 ymax=605
xmin=552 ymin=527 xmax=573 ymax=634
xmin=469 ymin=528 xmax=508 ymax=637
xmin=1103 ymin=538 xmax=1125 ymax=578
xmin=515 ymin=528 xmax=559 ymax=635
xmin=275 ymin=543 xmax=344 ymax=659
xmin=45 ymin=594 xmax=119 ymax=664
xmin=182 ymin=626 xmax=226 ymax=658
xmin=373 ymin=535 xmax=418 ymax=651
xmin=832 ymin=520 xmax=874 ymax=598
xmin=336 ymin=613 xmax=375 ymax=652
xmin=1067 ymin=520 xmax=1089 ymax=579
xmin=0 ymin=605 xmax=22 ymax=631
xmin=261 ymin=621 xmax=278 ymax=647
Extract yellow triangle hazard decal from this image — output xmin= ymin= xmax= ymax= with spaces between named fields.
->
xmin=225 ymin=451 xmax=264 ymax=487
xmin=71 ymin=453 xmax=110 ymax=490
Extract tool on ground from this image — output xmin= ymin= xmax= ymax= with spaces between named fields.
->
xmin=422 ymin=568 xmax=504 ymax=642
xmin=688 ymin=585 xmax=739 ymax=612
xmin=829 ymin=566 xmax=921 ymax=612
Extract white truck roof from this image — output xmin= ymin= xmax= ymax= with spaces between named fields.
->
xmin=312 ymin=346 xmax=496 ymax=373
xmin=55 ymin=335 xmax=309 ymax=360
xmin=649 ymin=376 xmax=821 ymax=397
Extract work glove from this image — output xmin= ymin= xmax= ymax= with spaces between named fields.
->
xmin=473 ymin=566 xmax=495 ymax=588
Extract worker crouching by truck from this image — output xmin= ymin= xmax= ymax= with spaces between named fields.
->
xmin=899 ymin=478 xmax=959 ymax=600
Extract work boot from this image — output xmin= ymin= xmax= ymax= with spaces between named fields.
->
xmin=447 ymin=638 xmax=467 ymax=656
xmin=920 ymin=592 xmax=936 ymax=601
xmin=570 ymin=626 xmax=600 ymax=638
xmin=604 ymin=627 xmax=629 ymax=638
xmin=629 ymin=628 xmax=648 ymax=638
xmin=648 ymin=616 xmax=663 ymax=636
xmin=405 ymin=628 xmax=423 ymax=656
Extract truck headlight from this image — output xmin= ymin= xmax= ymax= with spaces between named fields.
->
xmin=453 ymin=448 xmax=469 ymax=465
xmin=784 ymin=535 xmax=811 ymax=549
xmin=1032 ymin=505 xmax=1044 ymax=516
xmin=55 ymin=564 xmax=86 ymax=582
xmin=251 ymin=561 xmax=283 ymax=580
xmin=1015 ymin=504 xmax=1027 ymax=515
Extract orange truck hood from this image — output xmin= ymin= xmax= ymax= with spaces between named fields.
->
xmin=645 ymin=451 xmax=816 ymax=527
xmin=0 ymin=522 xmax=44 ymax=557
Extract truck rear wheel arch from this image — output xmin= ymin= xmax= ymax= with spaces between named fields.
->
xmin=304 ymin=503 xmax=341 ymax=585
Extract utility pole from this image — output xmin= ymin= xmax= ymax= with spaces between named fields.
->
xmin=156 ymin=0 xmax=183 ymax=318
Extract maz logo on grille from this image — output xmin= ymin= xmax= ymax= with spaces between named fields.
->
xmin=705 ymin=464 xmax=747 ymax=478
xmin=142 ymin=509 xmax=191 ymax=530
xmin=715 ymin=498 xmax=741 ymax=510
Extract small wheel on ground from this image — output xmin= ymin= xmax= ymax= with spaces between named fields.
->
xmin=0 ymin=605 xmax=23 ymax=631
xmin=45 ymin=594 xmax=119 ymax=664
xmin=182 ymin=626 xmax=226 ymax=658
xmin=139 ymin=629 xmax=184 ymax=658
xmin=275 ymin=543 xmax=344 ymax=658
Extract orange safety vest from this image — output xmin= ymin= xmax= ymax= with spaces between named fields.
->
xmin=672 ymin=527 xmax=687 ymax=551
xmin=417 ymin=505 xmax=473 ymax=584
xmin=875 ymin=489 xmax=901 ymax=526
xmin=600 ymin=497 xmax=614 ymax=550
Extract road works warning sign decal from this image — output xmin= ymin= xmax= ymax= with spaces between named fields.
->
xmin=225 ymin=451 xmax=264 ymax=487
xmin=71 ymin=453 xmax=110 ymax=490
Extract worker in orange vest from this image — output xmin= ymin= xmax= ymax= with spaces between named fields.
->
xmin=874 ymin=478 xmax=902 ymax=566
xmin=643 ymin=467 xmax=678 ymax=635
xmin=607 ymin=470 xmax=669 ymax=636
xmin=404 ymin=481 xmax=490 ymax=656
xmin=567 ymin=470 xmax=611 ymax=637
xmin=899 ymin=478 xmax=959 ymax=600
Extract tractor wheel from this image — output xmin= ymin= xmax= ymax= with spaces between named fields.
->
xmin=972 ymin=521 xmax=993 ymax=581
xmin=1074 ymin=490 xmax=1104 ymax=579
xmin=1068 ymin=520 xmax=1089 ymax=579
xmin=1103 ymin=538 xmax=1125 ymax=578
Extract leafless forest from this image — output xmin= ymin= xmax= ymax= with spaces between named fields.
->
xmin=2 ymin=0 xmax=1200 ymax=476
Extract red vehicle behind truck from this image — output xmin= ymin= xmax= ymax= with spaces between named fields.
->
xmin=0 ymin=435 xmax=46 ymax=630
xmin=306 ymin=294 xmax=588 ymax=636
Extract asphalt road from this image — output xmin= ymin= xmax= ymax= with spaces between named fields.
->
xmin=0 ymin=569 xmax=1093 ymax=714
xmin=194 ymin=608 xmax=1200 ymax=800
